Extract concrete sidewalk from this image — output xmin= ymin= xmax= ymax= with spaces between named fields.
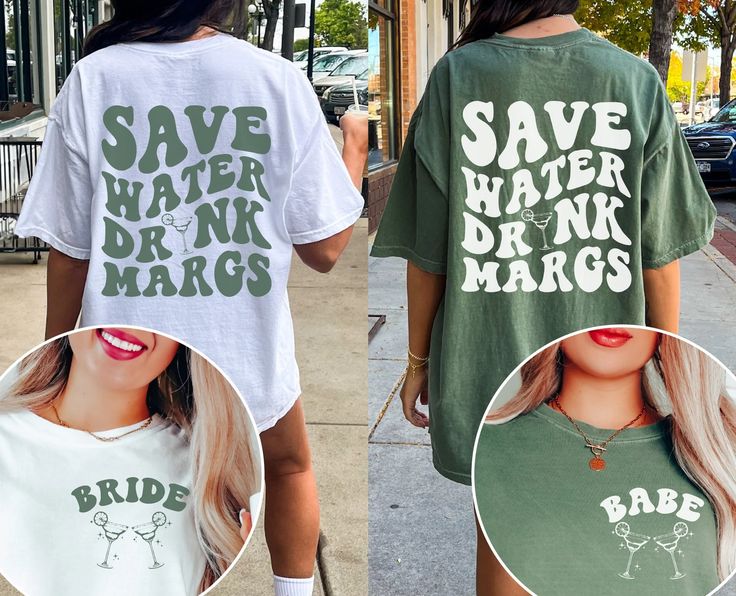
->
xmin=368 ymin=241 xmax=736 ymax=596
xmin=0 ymin=220 xmax=368 ymax=596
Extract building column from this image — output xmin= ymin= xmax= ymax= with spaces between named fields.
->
xmin=38 ymin=0 xmax=56 ymax=112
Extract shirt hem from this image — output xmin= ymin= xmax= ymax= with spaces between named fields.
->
xmin=13 ymin=224 xmax=90 ymax=260
xmin=370 ymin=245 xmax=447 ymax=275
xmin=642 ymin=230 xmax=713 ymax=269
xmin=432 ymin=454 xmax=471 ymax=486
xmin=255 ymin=389 xmax=302 ymax=432
xmin=290 ymin=205 xmax=363 ymax=245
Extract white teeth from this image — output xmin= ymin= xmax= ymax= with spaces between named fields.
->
xmin=100 ymin=330 xmax=144 ymax=352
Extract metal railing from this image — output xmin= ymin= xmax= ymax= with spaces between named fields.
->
xmin=0 ymin=136 xmax=46 ymax=263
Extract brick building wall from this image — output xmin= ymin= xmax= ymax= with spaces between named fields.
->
xmin=399 ymin=0 xmax=417 ymax=141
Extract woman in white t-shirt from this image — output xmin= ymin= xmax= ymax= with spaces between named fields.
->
xmin=0 ymin=326 xmax=260 ymax=596
xmin=15 ymin=1 xmax=367 ymax=594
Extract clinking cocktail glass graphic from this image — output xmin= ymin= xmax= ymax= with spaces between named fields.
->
xmin=615 ymin=522 xmax=651 ymax=580
xmin=521 ymin=209 xmax=554 ymax=251
xmin=133 ymin=512 xmax=167 ymax=569
xmin=654 ymin=522 xmax=689 ymax=580
xmin=93 ymin=511 xmax=128 ymax=569
xmin=162 ymin=213 xmax=193 ymax=255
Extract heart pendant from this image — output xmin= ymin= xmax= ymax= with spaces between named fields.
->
xmin=589 ymin=456 xmax=606 ymax=471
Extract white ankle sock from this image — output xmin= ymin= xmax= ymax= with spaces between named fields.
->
xmin=273 ymin=574 xmax=314 ymax=596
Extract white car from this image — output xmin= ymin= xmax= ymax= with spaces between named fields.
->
xmin=295 ymin=46 xmax=348 ymax=65
xmin=312 ymin=54 xmax=369 ymax=97
xmin=303 ymin=52 xmax=356 ymax=80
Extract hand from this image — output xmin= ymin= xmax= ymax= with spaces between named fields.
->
xmin=339 ymin=112 xmax=369 ymax=154
xmin=400 ymin=365 xmax=429 ymax=428
xmin=339 ymin=113 xmax=369 ymax=189
xmin=239 ymin=508 xmax=253 ymax=543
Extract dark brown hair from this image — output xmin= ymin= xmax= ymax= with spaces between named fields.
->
xmin=83 ymin=0 xmax=246 ymax=56
xmin=455 ymin=0 xmax=579 ymax=48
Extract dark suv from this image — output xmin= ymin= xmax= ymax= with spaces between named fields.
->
xmin=683 ymin=99 xmax=736 ymax=187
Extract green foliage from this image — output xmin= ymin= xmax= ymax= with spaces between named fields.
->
xmin=576 ymin=0 xmax=653 ymax=54
xmin=5 ymin=0 xmax=15 ymax=50
xmin=576 ymin=0 xmax=699 ymax=54
xmin=294 ymin=38 xmax=311 ymax=52
xmin=666 ymin=51 xmax=715 ymax=102
xmin=315 ymin=0 xmax=367 ymax=49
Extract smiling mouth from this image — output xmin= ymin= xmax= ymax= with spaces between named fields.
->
xmin=588 ymin=328 xmax=634 ymax=347
xmin=96 ymin=328 xmax=149 ymax=358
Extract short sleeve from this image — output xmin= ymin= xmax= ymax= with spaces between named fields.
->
xmin=283 ymin=109 xmax=364 ymax=245
xmin=15 ymin=115 xmax=93 ymax=259
xmin=370 ymin=61 xmax=451 ymax=274
xmin=640 ymin=86 xmax=716 ymax=269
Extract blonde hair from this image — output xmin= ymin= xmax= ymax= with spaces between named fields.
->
xmin=486 ymin=333 xmax=736 ymax=580
xmin=0 ymin=334 xmax=261 ymax=593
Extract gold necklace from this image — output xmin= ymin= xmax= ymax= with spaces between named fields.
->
xmin=551 ymin=396 xmax=647 ymax=472
xmin=50 ymin=403 xmax=154 ymax=443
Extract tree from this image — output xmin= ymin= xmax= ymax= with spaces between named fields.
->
xmin=315 ymin=0 xmax=368 ymax=49
xmin=294 ymin=38 xmax=311 ymax=52
xmin=5 ymin=0 xmax=15 ymax=49
xmin=260 ymin=0 xmax=282 ymax=51
xmin=577 ymin=1 xmax=694 ymax=84
xmin=683 ymin=1 xmax=736 ymax=105
xmin=649 ymin=0 xmax=679 ymax=82
xmin=576 ymin=0 xmax=653 ymax=54
xmin=666 ymin=51 xmax=713 ymax=101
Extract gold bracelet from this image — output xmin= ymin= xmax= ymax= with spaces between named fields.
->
xmin=407 ymin=349 xmax=429 ymax=379
xmin=408 ymin=348 xmax=429 ymax=363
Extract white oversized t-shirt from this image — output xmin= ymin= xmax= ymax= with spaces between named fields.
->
xmin=16 ymin=33 xmax=364 ymax=430
xmin=0 ymin=411 xmax=206 ymax=595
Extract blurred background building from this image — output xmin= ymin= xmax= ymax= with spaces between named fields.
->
xmin=367 ymin=0 xmax=472 ymax=232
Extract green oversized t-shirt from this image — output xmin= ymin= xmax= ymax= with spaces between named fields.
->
xmin=371 ymin=29 xmax=716 ymax=483
xmin=474 ymin=405 xmax=720 ymax=595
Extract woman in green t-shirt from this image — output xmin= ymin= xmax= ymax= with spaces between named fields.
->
xmin=371 ymin=0 xmax=716 ymax=591
xmin=474 ymin=327 xmax=736 ymax=595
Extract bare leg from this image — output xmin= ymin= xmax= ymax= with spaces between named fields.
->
xmin=476 ymin=516 xmax=526 ymax=596
xmin=261 ymin=399 xmax=320 ymax=578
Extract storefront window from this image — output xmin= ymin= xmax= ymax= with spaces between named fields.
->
xmin=0 ymin=0 xmax=42 ymax=110
xmin=55 ymin=0 xmax=100 ymax=93
xmin=368 ymin=5 xmax=397 ymax=169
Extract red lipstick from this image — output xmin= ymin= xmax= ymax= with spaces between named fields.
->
xmin=588 ymin=328 xmax=634 ymax=348
xmin=96 ymin=328 xmax=148 ymax=361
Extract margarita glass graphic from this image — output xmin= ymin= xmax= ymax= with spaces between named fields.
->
xmin=93 ymin=511 xmax=128 ymax=569
xmin=133 ymin=511 xmax=167 ymax=569
xmin=654 ymin=522 xmax=689 ymax=580
xmin=521 ymin=209 xmax=554 ymax=251
xmin=161 ymin=213 xmax=193 ymax=255
xmin=615 ymin=522 xmax=651 ymax=580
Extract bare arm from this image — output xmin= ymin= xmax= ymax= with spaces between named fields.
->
xmin=46 ymin=248 xmax=88 ymax=340
xmin=400 ymin=261 xmax=446 ymax=427
xmin=643 ymin=259 xmax=680 ymax=333
xmin=293 ymin=114 xmax=368 ymax=273
xmin=407 ymin=261 xmax=446 ymax=357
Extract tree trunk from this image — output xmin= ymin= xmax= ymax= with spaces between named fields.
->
xmin=648 ymin=0 xmax=677 ymax=84
xmin=261 ymin=0 xmax=281 ymax=51
xmin=721 ymin=29 xmax=736 ymax=106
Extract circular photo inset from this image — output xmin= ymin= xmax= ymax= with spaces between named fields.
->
xmin=472 ymin=326 xmax=736 ymax=595
xmin=0 ymin=326 xmax=264 ymax=596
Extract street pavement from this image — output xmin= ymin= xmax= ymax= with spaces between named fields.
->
xmin=0 ymin=123 xmax=367 ymax=596
xmin=368 ymin=228 xmax=736 ymax=596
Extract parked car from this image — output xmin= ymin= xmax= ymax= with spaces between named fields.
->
xmin=705 ymin=98 xmax=721 ymax=119
xmin=301 ymin=52 xmax=355 ymax=79
xmin=294 ymin=46 xmax=347 ymax=66
xmin=683 ymin=98 xmax=736 ymax=187
xmin=312 ymin=54 xmax=368 ymax=97
xmin=320 ymin=69 xmax=368 ymax=122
